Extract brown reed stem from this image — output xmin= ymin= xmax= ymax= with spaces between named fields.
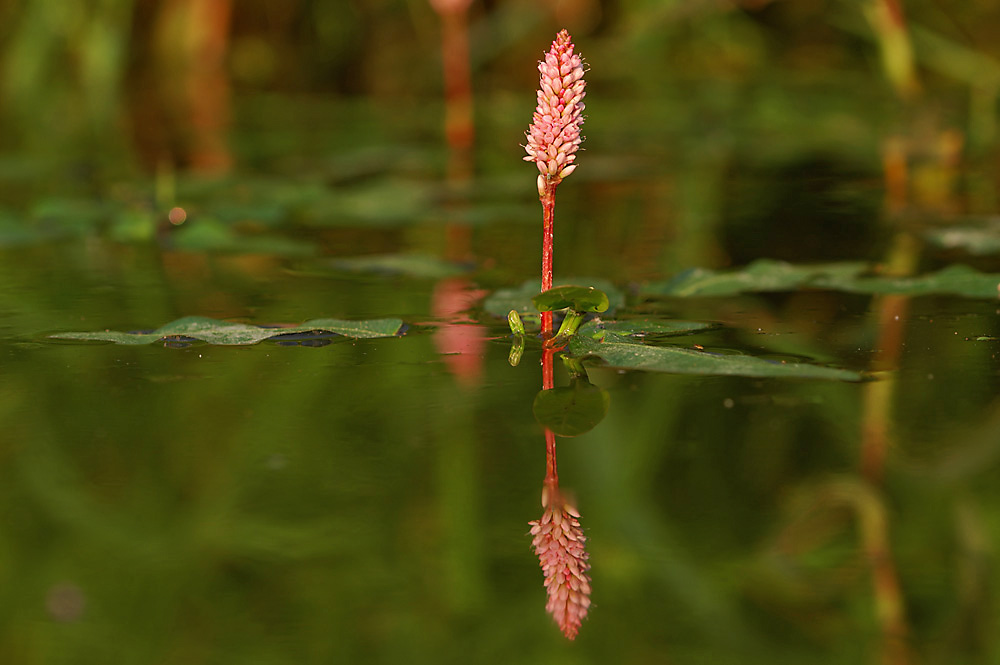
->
xmin=855 ymin=484 xmax=912 ymax=665
xmin=437 ymin=6 xmax=474 ymax=185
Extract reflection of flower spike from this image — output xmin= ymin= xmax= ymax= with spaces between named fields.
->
xmin=523 ymin=29 xmax=586 ymax=196
xmin=528 ymin=488 xmax=591 ymax=639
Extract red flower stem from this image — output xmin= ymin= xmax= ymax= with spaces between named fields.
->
xmin=541 ymin=348 xmax=559 ymax=487
xmin=540 ymin=181 xmax=557 ymax=337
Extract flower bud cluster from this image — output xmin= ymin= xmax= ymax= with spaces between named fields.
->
xmin=523 ymin=30 xmax=586 ymax=193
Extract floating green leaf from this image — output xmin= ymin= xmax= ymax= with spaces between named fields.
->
xmin=567 ymin=334 xmax=864 ymax=381
xmin=644 ymin=259 xmax=1000 ymax=300
xmin=533 ymin=378 xmax=611 ymax=437
xmin=304 ymin=178 xmax=432 ymax=227
xmin=923 ymin=221 xmax=1000 ymax=256
xmin=325 ymin=254 xmax=467 ymax=279
xmin=32 ymin=197 xmax=113 ymax=232
xmin=843 ymin=264 xmax=1000 ymax=299
xmin=579 ymin=319 xmax=715 ymax=338
xmin=533 ymin=285 xmax=610 ymax=313
xmin=644 ymin=260 xmax=868 ymax=297
xmin=0 ymin=210 xmax=60 ymax=246
xmin=171 ymin=219 xmax=316 ymax=256
xmin=483 ymin=278 xmax=624 ymax=320
xmin=51 ymin=316 xmax=404 ymax=346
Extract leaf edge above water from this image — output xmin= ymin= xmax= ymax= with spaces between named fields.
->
xmin=567 ymin=334 xmax=866 ymax=382
xmin=49 ymin=315 xmax=406 ymax=346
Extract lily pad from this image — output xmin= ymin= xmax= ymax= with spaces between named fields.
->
xmin=51 ymin=316 xmax=404 ymax=346
xmin=533 ymin=285 xmax=610 ymax=313
xmin=567 ymin=334 xmax=864 ymax=381
xmin=644 ymin=259 xmax=1000 ymax=300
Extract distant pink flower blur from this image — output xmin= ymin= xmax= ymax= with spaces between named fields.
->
xmin=529 ymin=492 xmax=591 ymax=639
xmin=428 ymin=0 xmax=473 ymax=14
xmin=523 ymin=30 xmax=586 ymax=195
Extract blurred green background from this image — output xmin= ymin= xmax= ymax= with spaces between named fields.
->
xmin=1 ymin=1 xmax=1000 ymax=664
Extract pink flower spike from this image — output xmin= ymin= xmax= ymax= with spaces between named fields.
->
xmin=558 ymin=164 xmax=577 ymax=179
xmin=528 ymin=490 xmax=591 ymax=639
xmin=524 ymin=30 xmax=586 ymax=190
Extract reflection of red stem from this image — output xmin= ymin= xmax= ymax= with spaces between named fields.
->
xmin=541 ymin=182 xmax=557 ymax=336
xmin=542 ymin=348 xmax=558 ymax=486
xmin=542 ymin=348 xmax=555 ymax=390
xmin=544 ymin=429 xmax=559 ymax=488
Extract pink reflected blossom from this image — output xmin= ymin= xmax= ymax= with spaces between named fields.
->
xmin=528 ymin=489 xmax=591 ymax=639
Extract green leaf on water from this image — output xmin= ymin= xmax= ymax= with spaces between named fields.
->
xmin=0 ymin=209 xmax=60 ymax=246
xmin=842 ymin=264 xmax=1000 ymax=299
xmin=578 ymin=319 xmax=716 ymax=338
xmin=171 ymin=218 xmax=316 ymax=256
xmin=32 ymin=197 xmax=113 ymax=232
xmin=644 ymin=260 xmax=869 ymax=297
xmin=643 ymin=259 xmax=1000 ymax=300
xmin=533 ymin=377 xmax=611 ymax=437
xmin=567 ymin=334 xmax=864 ymax=381
xmin=483 ymin=278 xmax=625 ymax=320
xmin=51 ymin=316 xmax=404 ymax=346
xmin=923 ymin=220 xmax=1000 ymax=256
xmin=304 ymin=178 xmax=433 ymax=227
xmin=533 ymin=285 xmax=610 ymax=313
xmin=325 ymin=253 xmax=468 ymax=279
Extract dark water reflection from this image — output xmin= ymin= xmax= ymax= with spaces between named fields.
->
xmin=1 ymin=236 xmax=998 ymax=664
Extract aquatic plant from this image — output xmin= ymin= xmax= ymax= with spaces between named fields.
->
xmin=522 ymin=33 xmax=595 ymax=641
xmin=524 ymin=29 xmax=587 ymax=337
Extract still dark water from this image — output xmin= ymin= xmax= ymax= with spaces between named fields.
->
xmin=2 ymin=95 xmax=999 ymax=665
